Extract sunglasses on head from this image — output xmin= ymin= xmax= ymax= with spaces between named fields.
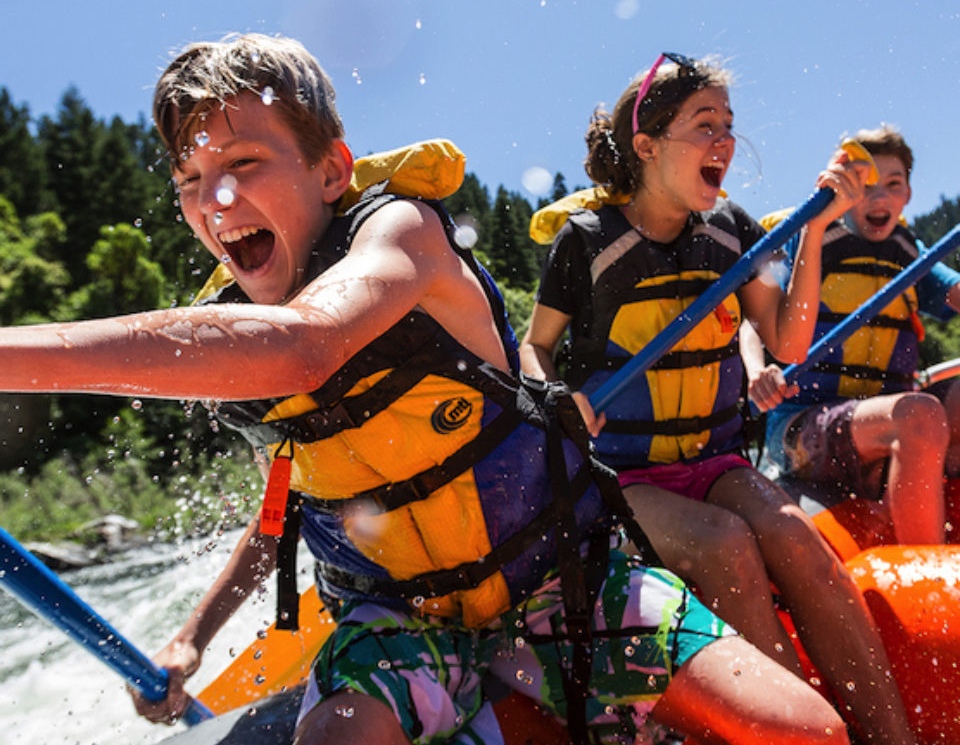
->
xmin=631 ymin=52 xmax=697 ymax=135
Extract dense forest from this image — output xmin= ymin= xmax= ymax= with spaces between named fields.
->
xmin=1 ymin=85 xmax=960 ymax=543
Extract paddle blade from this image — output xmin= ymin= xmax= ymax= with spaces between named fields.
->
xmin=198 ymin=585 xmax=334 ymax=715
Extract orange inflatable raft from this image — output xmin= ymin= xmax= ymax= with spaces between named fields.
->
xmin=186 ymin=480 xmax=960 ymax=744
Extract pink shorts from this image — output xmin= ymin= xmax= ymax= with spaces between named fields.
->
xmin=618 ymin=453 xmax=753 ymax=503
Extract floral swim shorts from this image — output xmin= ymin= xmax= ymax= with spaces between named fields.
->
xmin=299 ymin=550 xmax=735 ymax=744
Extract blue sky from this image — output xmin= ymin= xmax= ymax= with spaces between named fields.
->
xmin=2 ymin=1 xmax=960 ymax=223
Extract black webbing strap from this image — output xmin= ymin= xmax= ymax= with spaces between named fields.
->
xmin=546 ymin=400 xmax=593 ymax=745
xmin=549 ymin=387 xmax=663 ymax=568
xmin=275 ymin=496 xmax=301 ymax=630
xmin=601 ymin=402 xmax=740 ymax=437
xmin=809 ymin=361 xmax=915 ymax=385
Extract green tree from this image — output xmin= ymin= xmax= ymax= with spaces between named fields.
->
xmin=0 ymin=197 xmax=70 ymax=325
xmin=486 ymin=186 xmax=541 ymax=291
xmin=0 ymin=88 xmax=49 ymax=218
xmin=60 ymin=223 xmax=165 ymax=320
xmin=36 ymin=88 xmax=105 ymax=286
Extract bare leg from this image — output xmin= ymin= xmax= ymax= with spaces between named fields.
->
xmin=709 ymin=468 xmax=917 ymax=745
xmin=652 ymin=636 xmax=849 ymax=744
xmin=936 ymin=378 xmax=960 ymax=477
xmin=850 ymin=392 xmax=947 ymax=544
xmin=294 ymin=692 xmax=412 ymax=745
xmin=623 ymin=483 xmax=803 ymax=674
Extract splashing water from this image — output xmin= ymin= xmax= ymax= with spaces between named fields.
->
xmin=194 ymin=131 xmax=210 ymax=148
xmin=260 ymin=86 xmax=275 ymax=106
xmin=0 ymin=528 xmax=311 ymax=744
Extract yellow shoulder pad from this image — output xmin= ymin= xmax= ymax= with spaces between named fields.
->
xmin=758 ymin=207 xmax=909 ymax=232
xmin=529 ymin=185 xmax=730 ymax=245
xmin=193 ymin=263 xmax=235 ymax=305
xmin=529 ymin=187 xmax=630 ymax=246
xmin=341 ymin=138 xmax=466 ymax=210
xmin=191 ymin=140 xmax=467 ymax=304
xmin=758 ymin=207 xmax=794 ymax=232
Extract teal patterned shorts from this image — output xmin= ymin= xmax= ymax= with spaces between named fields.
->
xmin=298 ymin=550 xmax=734 ymax=744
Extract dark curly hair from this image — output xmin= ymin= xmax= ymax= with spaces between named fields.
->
xmin=584 ymin=56 xmax=732 ymax=196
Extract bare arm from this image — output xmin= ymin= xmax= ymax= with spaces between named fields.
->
xmin=946 ymin=280 xmax=960 ymax=314
xmin=0 ymin=200 xmax=503 ymax=400
xmin=740 ymin=321 xmax=796 ymax=412
xmin=740 ymin=152 xmax=872 ymax=362
xmin=519 ymin=302 xmax=605 ymax=436
xmin=518 ymin=303 xmax=571 ymax=381
xmin=131 ymin=514 xmax=278 ymax=723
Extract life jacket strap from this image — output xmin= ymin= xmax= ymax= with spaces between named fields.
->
xmin=602 ymin=402 xmax=740 ymax=437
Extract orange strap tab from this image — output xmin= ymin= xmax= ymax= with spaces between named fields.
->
xmin=260 ymin=454 xmax=292 ymax=537
xmin=910 ymin=310 xmax=925 ymax=342
xmin=714 ymin=304 xmax=734 ymax=334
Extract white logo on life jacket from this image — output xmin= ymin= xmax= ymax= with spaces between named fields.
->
xmin=431 ymin=397 xmax=473 ymax=434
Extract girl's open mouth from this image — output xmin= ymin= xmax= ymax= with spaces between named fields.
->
xmin=701 ymin=165 xmax=723 ymax=188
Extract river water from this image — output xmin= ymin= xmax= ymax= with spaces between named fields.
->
xmin=0 ymin=528 xmax=288 ymax=745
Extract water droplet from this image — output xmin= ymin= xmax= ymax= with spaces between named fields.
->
xmin=845 ymin=681 xmax=856 ymax=692
xmin=515 ymin=670 xmax=534 ymax=685
xmin=131 ymin=400 xmax=143 ymax=411
xmin=514 ymin=636 xmax=525 ymax=649
xmin=134 ymin=218 xmax=143 ymax=228
xmin=261 ymin=86 xmax=275 ymax=106
xmin=194 ymin=131 xmax=210 ymax=147
xmin=418 ymin=73 xmax=426 ymax=85
xmin=213 ymin=212 xmax=224 ymax=225
xmin=352 ymin=68 xmax=363 ymax=85
xmin=377 ymin=659 xmax=392 ymax=670
xmin=624 ymin=645 xmax=635 ymax=657
xmin=335 ymin=704 xmax=356 ymax=718
xmin=454 ymin=224 xmax=478 ymax=249
xmin=412 ymin=595 xmax=425 ymax=608
xmin=254 ymin=674 xmax=266 ymax=685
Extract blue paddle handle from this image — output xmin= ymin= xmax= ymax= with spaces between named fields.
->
xmin=783 ymin=222 xmax=960 ymax=385
xmin=589 ymin=187 xmax=835 ymax=413
xmin=0 ymin=527 xmax=213 ymax=726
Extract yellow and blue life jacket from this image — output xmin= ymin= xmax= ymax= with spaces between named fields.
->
xmin=552 ymin=203 xmax=752 ymax=469
xmin=207 ymin=191 xmax=617 ymax=629
xmin=791 ymin=222 xmax=922 ymax=404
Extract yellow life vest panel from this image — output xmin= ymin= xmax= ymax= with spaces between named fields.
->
xmin=537 ymin=201 xmax=756 ymax=469
xmin=209 ymin=192 xmax=613 ymax=629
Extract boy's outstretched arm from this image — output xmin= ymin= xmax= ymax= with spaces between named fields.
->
xmin=0 ymin=200 xmax=502 ymax=400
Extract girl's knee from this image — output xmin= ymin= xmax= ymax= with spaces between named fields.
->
xmin=892 ymin=392 xmax=948 ymax=443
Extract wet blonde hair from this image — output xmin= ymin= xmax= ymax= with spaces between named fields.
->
xmin=153 ymin=33 xmax=344 ymax=166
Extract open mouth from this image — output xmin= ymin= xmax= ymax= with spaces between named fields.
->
xmin=219 ymin=226 xmax=275 ymax=272
xmin=701 ymin=164 xmax=723 ymax=189
xmin=865 ymin=211 xmax=891 ymax=228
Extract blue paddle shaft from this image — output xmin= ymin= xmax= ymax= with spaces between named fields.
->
xmin=0 ymin=527 xmax=212 ymax=725
xmin=589 ymin=187 xmax=835 ymax=413
xmin=783 ymin=222 xmax=960 ymax=384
